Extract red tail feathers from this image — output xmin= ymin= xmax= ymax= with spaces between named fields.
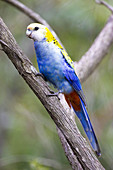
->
xmin=64 ymin=91 xmax=81 ymax=111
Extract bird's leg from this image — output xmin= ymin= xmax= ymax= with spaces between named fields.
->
xmin=46 ymin=90 xmax=62 ymax=100
xmin=31 ymin=66 xmax=61 ymax=99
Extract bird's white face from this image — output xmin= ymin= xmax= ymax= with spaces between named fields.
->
xmin=26 ymin=23 xmax=47 ymax=41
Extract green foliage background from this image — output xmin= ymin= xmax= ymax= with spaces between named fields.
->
xmin=0 ymin=0 xmax=113 ymax=169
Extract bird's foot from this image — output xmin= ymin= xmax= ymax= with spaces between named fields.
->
xmin=47 ymin=90 xmax=62 ymax=100
xmin=35 ymin=72 xmax=45 ymax=79
xmin=31 ymin=66 xmax=45 ymax=79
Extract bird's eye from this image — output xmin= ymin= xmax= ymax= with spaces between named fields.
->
xmin=34 ymin=27 xmax=39 ymax=31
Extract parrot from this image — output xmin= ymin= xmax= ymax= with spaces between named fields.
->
xmin=26 ymin=23 xmax=101 ymax=156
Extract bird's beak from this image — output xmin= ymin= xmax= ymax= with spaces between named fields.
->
xmin=26 ymin=29 xmax=32 ymax=38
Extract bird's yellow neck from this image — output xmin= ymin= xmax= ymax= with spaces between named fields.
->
xmin=45 ymin=27 xmax=63 ymax=49
xmin=45 ymin=27 xmax=74 ymax=70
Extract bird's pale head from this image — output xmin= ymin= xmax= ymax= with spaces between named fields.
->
xmin=26 ymin=23 xmax=53 ymax=42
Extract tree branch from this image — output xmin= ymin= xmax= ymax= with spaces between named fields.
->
xmin=57 ymin=127 xmax=83 ymax=170
xmin=75 ymin=14 xmax=113 ymax=82
xmin=0 ymin=17 xmax=104 ymax=169
xmin=95 ymin=0 xmax=113 ymax=13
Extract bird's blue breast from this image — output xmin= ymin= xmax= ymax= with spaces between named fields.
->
xmin=34 ymin=40 xmax=73 ymax=94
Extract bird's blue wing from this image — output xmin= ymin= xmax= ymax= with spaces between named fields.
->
xmin=62 ymin=53 xmax=86 ymax=105
xmin=61 ymin=50 xmax=101 ymax=156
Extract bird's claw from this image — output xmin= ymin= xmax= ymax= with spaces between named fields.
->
xmin=31 ymin=66 xmax=45 ymax=79
xmin=46 ymin=91 xmax=61 ymax=100
xmin=35 ymin=72 xmax=45 ymax=79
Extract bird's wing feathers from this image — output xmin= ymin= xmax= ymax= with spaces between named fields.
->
xmin=61 ymin=49 xmax=87 ymax=106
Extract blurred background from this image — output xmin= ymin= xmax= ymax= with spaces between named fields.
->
xmin=0 ymin=0 xmax=113 ymax=169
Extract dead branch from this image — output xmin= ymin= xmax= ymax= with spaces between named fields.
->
xmin=75 ymin=14 xmax=113 ymax=82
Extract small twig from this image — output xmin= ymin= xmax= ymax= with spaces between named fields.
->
xmin=95 ymin=0 xmax=113 ymax=13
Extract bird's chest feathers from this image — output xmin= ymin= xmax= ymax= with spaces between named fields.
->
xmin=34 ymin=41 xmax=64 ymax=81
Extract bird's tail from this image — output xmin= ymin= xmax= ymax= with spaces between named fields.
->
xmin=64 ymin=91 xmax=101 ymax=156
